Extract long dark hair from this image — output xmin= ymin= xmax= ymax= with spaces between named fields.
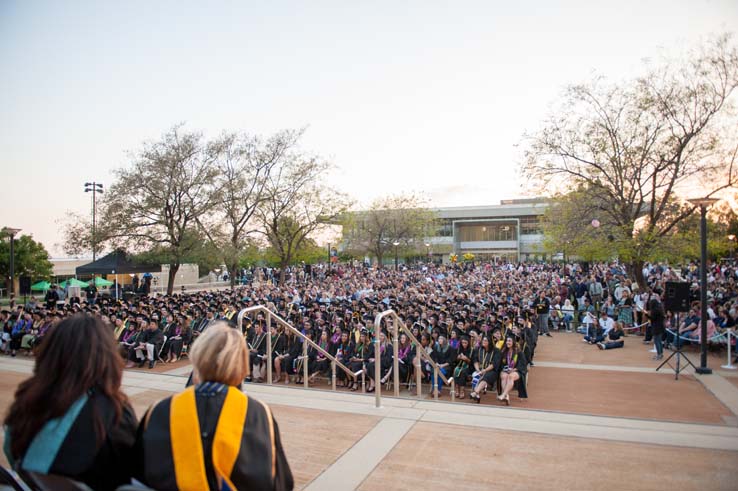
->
xmin=5 ymin=314 xmax=128 ymax=460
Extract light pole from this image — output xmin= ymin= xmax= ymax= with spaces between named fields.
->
xmin=84 ymin=182 xmax=104 ymax=260
xmin=392 ymin=241 xmax=400 ymax=270
xmin=688 ymin=197 xmax=719 ymax=375
xmin=729 ymin=234 xmax=736 ymax=260
xmin=2 ymin=227 xmax=21 ymax=297
xmin=425 ymin=242 xmax=430 ymax=262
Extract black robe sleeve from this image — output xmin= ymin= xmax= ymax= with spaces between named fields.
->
xmin=271 ymin=418 xmax=294 ymax=491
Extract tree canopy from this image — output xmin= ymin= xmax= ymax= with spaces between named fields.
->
xmin=523 ymin=34 xmax=738 ymax=286
xmin=343 ymin=193 xmax=436 ymax=267
xmin=0 ymin=232 xmax=53 ymax=284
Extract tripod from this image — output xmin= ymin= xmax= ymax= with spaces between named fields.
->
xmin=656 ymin=312 xmax=696 ymax=380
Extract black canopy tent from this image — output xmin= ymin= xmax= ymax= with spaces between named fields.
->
xmin=75 ymin=250 xmax=162 ymax=276
xmin=76 ymin=250 xmax=161 ymax=301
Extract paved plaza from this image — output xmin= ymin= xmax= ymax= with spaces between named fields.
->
xmin=2 ymin=333 xmax=738 ymax=490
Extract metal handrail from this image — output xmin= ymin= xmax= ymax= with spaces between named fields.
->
xmin=373 ymin=310 xmax=455 ymax=406
xmin=236 ymin=306 xmax=357 ymax=390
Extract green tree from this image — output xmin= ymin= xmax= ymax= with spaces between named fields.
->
xmin=0 ymin=232 xmax=53 ymax=289
xmin=523 ymin=34 xmax=738 ymax=288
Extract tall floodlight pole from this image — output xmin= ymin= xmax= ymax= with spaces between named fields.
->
xmin=688 ymin=197 xmax=719 ymax=375
xmin=84 ymin=182 xmax=104 ymax=260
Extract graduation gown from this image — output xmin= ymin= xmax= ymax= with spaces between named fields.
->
xmin=4 ymin=390 xmax=137 ymax=491
xmin=135 ymin=383 xmax=293 ymax=491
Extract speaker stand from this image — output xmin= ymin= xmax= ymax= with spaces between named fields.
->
xmin=656 ymin=313 xmax=696 ymax=380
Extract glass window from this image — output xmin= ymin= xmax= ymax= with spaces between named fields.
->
xmin=519 ymin=216 xmax=542 ymax=235
xmin=456 ymin=222 xmax=517 ymax=241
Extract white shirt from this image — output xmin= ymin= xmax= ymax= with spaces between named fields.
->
xmin=599 ymin=316 xmax=615 ymax=336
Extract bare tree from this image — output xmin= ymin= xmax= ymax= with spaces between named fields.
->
xmin=257 ymin=156 xmax=351 ymax=283
xmin=344 ymin=193 xmax=435 ymax=267
xmin=100 ymin=125 xmax=219 ymax=294
xmin=522 ymin=34 xmax=738 ymax=287
xmin=201 ymin=129 xmax=302 ymax=287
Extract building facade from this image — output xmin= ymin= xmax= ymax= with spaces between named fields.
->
xmin=428 ymin=199 xmax=548 ymax=262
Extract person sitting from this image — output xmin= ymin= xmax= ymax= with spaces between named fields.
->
xmin=584 ymin=311 xmax=614 ymax=344
xmin=597 ymin=320 xmax=626 ymax=350
xmin=134 ymin=322 xmax=294 ymax=491
xmin=134 ymin=318 xmax=165 ymax=369
xmin=429 ymin=333 xmax=456 ymax=397
xmin=452 ymin=334 xmax=473 ymax=399
xmin=247 ymin=321 xmax=268 ymax=382
xmin=348 ymin=329 xmax=371 ymax=391
xmin=4 ymin=314 xmax=137 ymax=491
xmin=308 ymin=329 xmax=332 ymax=384
xmin=366 ymin=330 xmax=392 ymax=392
xmin=119 ymin=321 xmax=140 ymax=359
xmin=667 ymin=308 xmax=700 ymax=345
xmin=9 ymin=311 xmax=32 ymax=357
xmin=468 ymin=335 xmax=501 ymax=403
xmin=331 ymin=329 xmax=355 ymax=388
xmin=498 ymin=335 xmax=528 ymax=405
xmin=561 ymin=299 xmax=575 ymax=332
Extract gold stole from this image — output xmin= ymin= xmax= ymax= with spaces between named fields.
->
xmin=170 ymin=386 xmax=248 ymax=490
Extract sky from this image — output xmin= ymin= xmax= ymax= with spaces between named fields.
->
xmin=1 ymin=0 xmax=737 ymax=256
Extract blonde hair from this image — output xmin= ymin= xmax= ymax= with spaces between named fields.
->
xmin=190 ymin=322 xmax=250 ymax=386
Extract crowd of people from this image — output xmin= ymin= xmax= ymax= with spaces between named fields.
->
xmin=2 ymin=259 xmax=736 ymax=390
xmin=2 ymin=259 xmax=737 ymax=489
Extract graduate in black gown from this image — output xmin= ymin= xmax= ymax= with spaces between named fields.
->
xmin=366 ymin=330 xmax=392 ymax=392
xmin=452 ymin=335 xmax=474 ymax=399
xmin=135 ymin=323 xmax=294 ymax=491
xmin=331 ymin=329 xmax=355 ymax=387
xmin=4 ymin=314 xmax=137 ymax=491
xmin=468 ymin=335 xmax=501 ymax=403
xmin=498 ymin=335 xmax=528 ymax=404
xmin=349 ymin=329 xmax=371 ymax=391
xmin=430 ymin=333 xmax=457 ymax=397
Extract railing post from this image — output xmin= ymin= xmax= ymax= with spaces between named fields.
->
xmin=266 ymin=311 xmax=273 ymax=385
xmin=393 ymin=318 xmax=400 ymax=397
xmin=451 ymin=379 xmax=455 ymax=402
xmin=375 ymin=335 xmax=381 ymax=408
xmin=433 ymin=365 xmax=439 ymax=401
xmin=331 ymin=361 xmax=336 ymax=391
xmin=415 ymin=355 xmax=422 ymax=398
xmin=303 ymin=340 xmax=309 ymax=389
xmin=722 ymin=329 xmax=736 ymax=370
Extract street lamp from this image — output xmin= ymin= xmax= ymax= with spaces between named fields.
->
xmin=392 ymin=241 xmax=400 ymax=270
xmin=729 ymin=234 xmax=736 ymax=260
xmin=84 ymin=182 xmax=104 ymax=261
xmin=425 ymin=242 xmax=431 ymax=262
xmin=2 ymin=227 xmax=21 ymax=296
xmin=687 ymin=197 xmax=719 ymax=375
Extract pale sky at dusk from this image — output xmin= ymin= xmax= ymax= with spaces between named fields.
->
xmin=1 ymin=0 xmax=736 ymax=256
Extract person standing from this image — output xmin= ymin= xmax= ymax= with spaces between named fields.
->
xmin=648 ymin=299 xmax=666 ymax=360
xmin=534 ymin=291 xmax=552 ymax=337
